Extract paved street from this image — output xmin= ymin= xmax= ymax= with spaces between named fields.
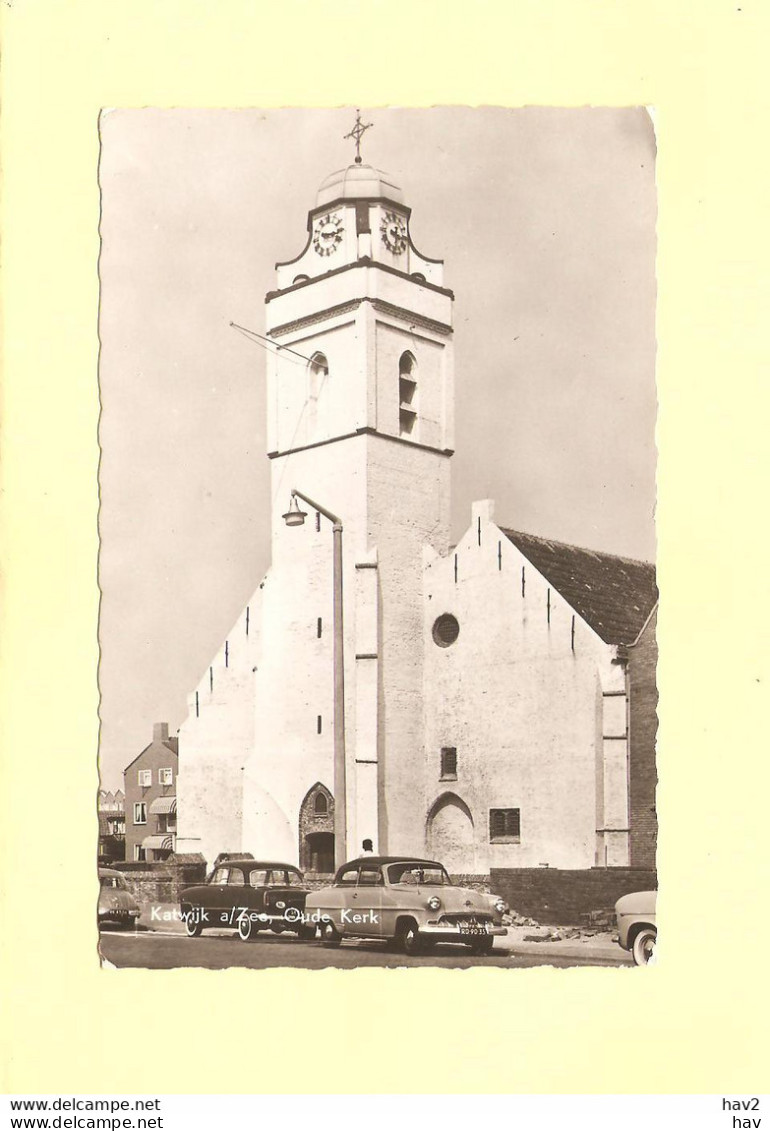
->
xmin=99 ymin=928 xmax=631 ymax=969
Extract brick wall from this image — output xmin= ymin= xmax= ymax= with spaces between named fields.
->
xmin=490 ymin=867 xmax=657 ymax=925
xmin=628 ymin=607 xmax=658 ymax=869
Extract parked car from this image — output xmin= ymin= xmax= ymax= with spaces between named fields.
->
xmin=304 ymin=855 xmax=508 ymax=955
xmin=98 ymin=868 xmax=141 ymax=930
xmin=180 ymin=858 xmax=311 ymax=941
xmin=615 ymin=890 xmax=657 ymax=965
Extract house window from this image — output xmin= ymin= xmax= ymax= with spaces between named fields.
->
xmin=159 ymin=768 xmax=173 ymax=786
xmin=314 ymin=792 xmax=328 ymax=815
xmin=133 ymin=802 xmax=147 ymax=825
xmin=398 ymin=351 xmax=417 ymax=436
xmin=134 ymin=845 xmax=145 ymax=862
xmin=489 ymin=808 xmax=521 ymax=843
xmin=138 ymin=769 xmax=152 ymax=787
xmin=440 ymin=747 xmax=457 ymax=780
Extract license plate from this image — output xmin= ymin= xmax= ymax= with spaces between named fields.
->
xmin=459 ymin=923 xmax=489 ymax=936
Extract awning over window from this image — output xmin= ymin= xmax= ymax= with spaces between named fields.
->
xmin=149 ymin=796 xmax=177 ymax=816
xmin=141 ymin=834 xmax=174 ymax=851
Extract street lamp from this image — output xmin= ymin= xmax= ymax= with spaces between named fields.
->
xmin=282 ymin=488 xmax=347 ymax=869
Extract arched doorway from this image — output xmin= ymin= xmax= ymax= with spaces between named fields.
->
xmin=426 ymin=793 xmax=475 ymax=874
xmin=298 ymin=782 xmax=335 ymax=874
xmin=305 ymin=831 xmax=334 ymax=874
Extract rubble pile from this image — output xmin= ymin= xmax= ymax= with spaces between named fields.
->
xmin=503 ymin=907 xmax=618 ymax=944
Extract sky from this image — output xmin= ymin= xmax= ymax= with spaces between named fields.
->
xmin=97 ymin=106 xmax=657 ymax=789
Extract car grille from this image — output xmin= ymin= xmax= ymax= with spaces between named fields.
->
xmin=438 ymin=913 xmax=493 ymax=928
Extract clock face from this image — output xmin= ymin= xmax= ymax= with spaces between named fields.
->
xmin=380 ymin=210 xmax=407 ymax=254
xmin=313 ymin=212 xmax=344 ymax=257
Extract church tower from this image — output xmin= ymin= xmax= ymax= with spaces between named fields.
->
xmin=179 ymin=127 xmax=455 ymax=869
xmin=247 ymin=135 xmax=455 ymax=864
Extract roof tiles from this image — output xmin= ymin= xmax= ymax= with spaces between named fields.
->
xmin=501 ymin=528 xmax=657 ymax=645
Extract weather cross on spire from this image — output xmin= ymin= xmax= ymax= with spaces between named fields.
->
xmin=344 ymin=109 xmax=373 ymax=165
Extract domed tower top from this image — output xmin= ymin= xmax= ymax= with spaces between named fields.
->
xmin=316 ymin=163 xmax=405 ymax=208
xmin=272 ymin=112 xmax=445 ymax=294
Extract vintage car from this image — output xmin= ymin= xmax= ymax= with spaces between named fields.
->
xmin=179 ymin=858 xmax=311 ymax=941
xmin=98 ymin=868 xmax=141 ymax=930
xmin=304 ymin=856 xmax=508 ymax=955
xmin=615 ymin=890 xmax=657 ymax=965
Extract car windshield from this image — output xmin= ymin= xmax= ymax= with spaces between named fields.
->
xmin=387 ymin=863 xmax=451 ymax=886
xmin=99 ymin=876 xmax=123 ymax=889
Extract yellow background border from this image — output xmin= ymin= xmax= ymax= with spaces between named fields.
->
xmin=2 ymin=0 xmax=768 ymax=1094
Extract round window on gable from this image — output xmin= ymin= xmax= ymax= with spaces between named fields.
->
xmin=432 ymin=613 xmax=460 ymax=648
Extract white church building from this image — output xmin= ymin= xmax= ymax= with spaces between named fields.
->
xmin=175 ymin=153 xmax=658 ymax=896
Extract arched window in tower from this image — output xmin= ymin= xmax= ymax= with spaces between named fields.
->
xmin=314 ymin=792 xmax=328 ymax=815
xmin=398 ymin=351 xmax=417 ymax=437
xmin=307 ymin=351 xmax=329 ymax=440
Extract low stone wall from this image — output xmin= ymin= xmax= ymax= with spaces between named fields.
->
xmin=111 ymin=868 xmax=174 ymax=903
xmin=303 ymin=873 xmax=335 ymax=891
xmin=111 ymin=857 xmax=207 ymax=903
xmin=490 ymin=867 xmax=658 ymax=925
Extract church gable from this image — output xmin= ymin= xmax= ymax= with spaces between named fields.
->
xmin=501 ymin=528 xmax=657 ymax=646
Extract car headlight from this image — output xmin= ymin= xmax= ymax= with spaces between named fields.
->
xmin=494 ymin=899 xmax=507 ymax=914
xmin=428 ymin=896 xmax=441 ymax=911
xmin=275 ymin=900 xmax=286 ymax=909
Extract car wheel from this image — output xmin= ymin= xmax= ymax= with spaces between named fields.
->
xmin=238 ymin=916 xmax=256 ymax=942
xmin=631 ymin=926 xmax=656 ymax=965
xmin=184 ymin=913 xmax=203 ymax=939
xmin=399 ymin=919 xmax=423 ymax=956
xmin=321 ymin=921 xmax=342 ymax=948
xmin=469 ymin=936 xmax=495 ymax=956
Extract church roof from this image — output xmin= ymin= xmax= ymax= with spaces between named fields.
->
xmin=501 ymin=528 xmax=657 ymax=646
xmin=316 ymin=163 xmax=404 ymax=207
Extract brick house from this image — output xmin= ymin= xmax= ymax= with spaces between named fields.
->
xmin=123 ymin=723 xmax=178 ymax=862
